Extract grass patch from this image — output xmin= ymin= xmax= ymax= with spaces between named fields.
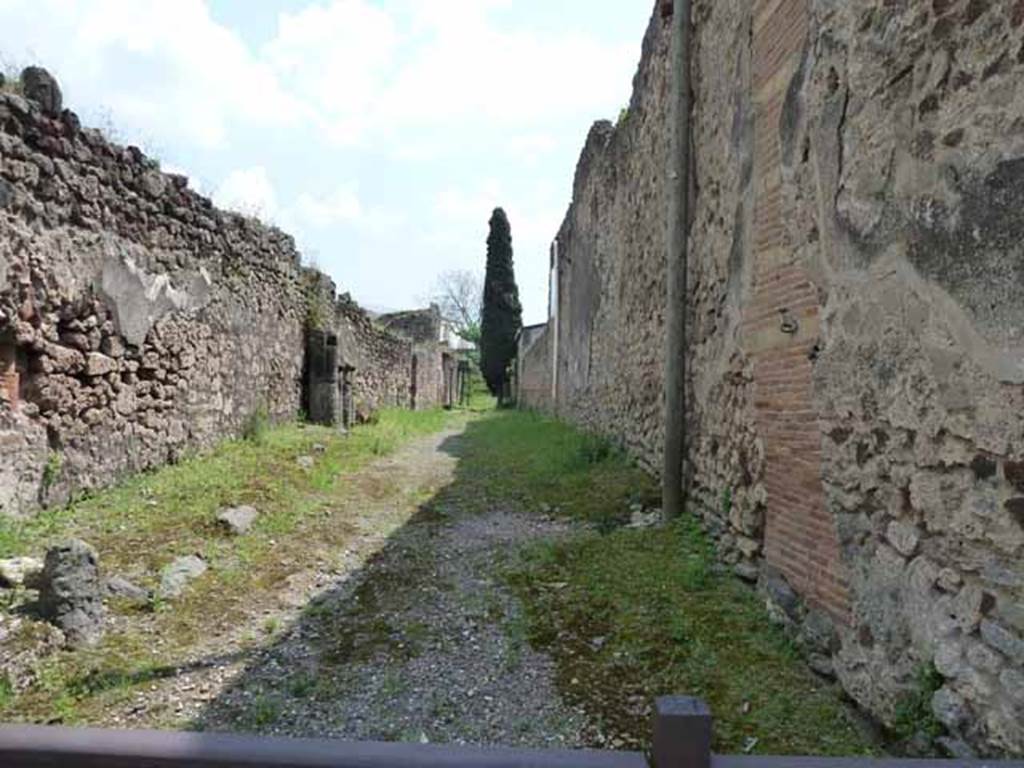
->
xmin=0 ymin=675 xmax=14 ymax=710
xmin=506 ymin=516 xmax=876 ymax=756
xmin=0 ymin=407 xmax=460 ymax=725
xmin=251 ymin=694 xmax=282 ymax=728
xmin=441 ymin=408 xmax=872 ymax=756
xmin=464 ymin=372 xmax=497 ymax=412
xmin=447 ymin=410 xmax=657 ymax=528
xmin=41 ymin=451 xmax=63 ymax=490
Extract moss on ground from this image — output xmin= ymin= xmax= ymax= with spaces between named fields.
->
xmin=2 ymin=404 xmax=881 ymax=755
xmin=451 ymin=410 xmax=876 ymax=756
xmin=0 ymin=407 xmax=460 ymax=725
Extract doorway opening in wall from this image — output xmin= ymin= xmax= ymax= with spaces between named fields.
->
xmin=0 ymin=328 xmax=18 ymax=408
xmin=304 ymin=329 xmax=340 ymax=427
xmin=340 ymin=364 xmax=355 ymax=429
xmin=410 ymin=353 xmax=419 ymax=410
xmin=442 ymin=352 xmax=454 ymax=409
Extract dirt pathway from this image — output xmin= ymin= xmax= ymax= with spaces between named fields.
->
xmin=98 ymin=423 xmax=590 ymax=747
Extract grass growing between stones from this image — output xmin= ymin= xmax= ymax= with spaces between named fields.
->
xmin=0 ymin=407 xmax=460 ymax=726
xmin=450 ymin=409 xmax=875 ymax=756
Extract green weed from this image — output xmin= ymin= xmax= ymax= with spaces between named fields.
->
xmin=251 ymin=694 xmax=281 ymax=727
xmin=288 ymin=673 xmax=317 ymax=699
xmin=42 ymin=451 xmax=62 ymax=490
xmin=0 ymin=674 xmax=14 ymax=712
xmin=891 ymin=663 xmax=944 ymax=742
xmin=242 ymin=406 xmax=270 ymax=444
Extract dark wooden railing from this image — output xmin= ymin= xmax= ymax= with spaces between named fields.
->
xmin=1 ymin=696 xmax=1022 ymax=768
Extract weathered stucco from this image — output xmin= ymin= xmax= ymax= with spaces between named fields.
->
xmin=525 ymin=0 xmax=1024 ymax=755
xmin=515 ymin=323 xmax=552 ymax=411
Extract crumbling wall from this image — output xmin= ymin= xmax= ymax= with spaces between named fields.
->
xmin=0 ymin=87 xmax=307 ymax=514
xmin=552 ymin=11 xmax=672 ymax=473
xmin=376 ymin=305 xmax=447 ymax=411
xmin=551 ymin=2 xmax=765 ymax=560
xmin=412 ymin=344 xmax=444 ymax=410
xmin=536 ymin=0 xmax=1024 ymax=755
xmin=0 ymin=76 xmax=441 ymax=516
xmin=335 ymin=295 xmax=413 ymax=420
xmin=378 ymin=305 xmax=442 ymax=346
xmin=787 ymin=0 xmax=1024 ymax=753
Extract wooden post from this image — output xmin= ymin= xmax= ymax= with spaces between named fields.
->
xmin=663 ymin=0 xmax=692 ymax=521
xmin=652 ymin=696 xmax=712 ymax=768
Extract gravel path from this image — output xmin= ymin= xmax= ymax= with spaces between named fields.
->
xmin=193 ymin=425 xmax=592 ymax=746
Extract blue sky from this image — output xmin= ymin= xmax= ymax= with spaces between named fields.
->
xmin=0 ymin=0 xmax=652 ymax=323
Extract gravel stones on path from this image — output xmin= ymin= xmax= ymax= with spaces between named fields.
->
xmin=197 ymin=429 xmax=592 ymax=748
xmin=37 ymin=425 xmax=596 ymax=748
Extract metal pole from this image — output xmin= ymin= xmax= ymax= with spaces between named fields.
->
xmin=663 ymin=0 xmax=692 ymax=521
xmin=652 ymin=696 xmax=712 ymax=768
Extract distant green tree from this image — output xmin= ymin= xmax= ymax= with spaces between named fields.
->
xmin=479 ymin=207 xmax=522 ymax=398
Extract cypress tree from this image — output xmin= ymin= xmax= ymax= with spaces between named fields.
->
xmin=479 ymin=207 xmax=522 ymax=398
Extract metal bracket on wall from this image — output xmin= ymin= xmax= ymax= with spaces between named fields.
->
xmin=779 ymin=309 xmax=799 ymax=335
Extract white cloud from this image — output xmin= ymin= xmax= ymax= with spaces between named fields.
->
xmin=0 ymin=0 xmax=648 ymax=323
xmin=0 ymin=0 xmax=635 ymax=152
xmin=369 ymin=6 xmax=636 ymax=132
xmin=508 ymin=133 xmax=559 ymax=165
xmin=291 ymin=186 xmax=363 ymax=228
xmin=0 ymin=0 xmax=304 ymax=149
xmin=256 ymin=0 xmax=637 ymax=145
xmin=434 ymin=180 xmax=504 ymax=225
xmin=263 ymin=0 xmax=397 ymax=146
xmin=213 ymin=166 xmax=278 ymax=218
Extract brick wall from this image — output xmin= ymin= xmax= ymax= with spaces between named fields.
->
xmin=0 ymin=338 xmax=16 ymax=406
xmin=742 ymin=0 xmax=851 ymax=624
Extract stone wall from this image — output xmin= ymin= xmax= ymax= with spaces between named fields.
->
xmin=516 ymin=323 xmax=552 ymax=411
xmin=378 ymin=305 xmax=442 ymax=345
xmin=528 ymin=0 xmax=1024 ymax=755
xmin=376 ymin=304 xmax=451 ymax=411
xmin=551 ymin=16 xmax=671 ymax=473
xmin=0 ymin=74 xmax=445 ymax=517
xmin=794 ymin=1 xmax=1024 ymax=752
xmin=411 ymin=345 xmax=443 ymax=411
xmin=334 ymin=294 xmax=415 ymax=419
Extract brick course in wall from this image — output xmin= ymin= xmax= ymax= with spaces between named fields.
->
xmin=744 ymin=0 xmax=850 ymax=624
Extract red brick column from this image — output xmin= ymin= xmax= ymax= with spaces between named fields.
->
xmin=743 ymin=0 xmax=851 ymax=622
xmin=1 ymin=368 xmax=18 ymax=407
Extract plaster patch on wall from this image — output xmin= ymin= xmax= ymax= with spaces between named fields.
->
xmin=97 ymin=254 xmax=212 ymax=347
